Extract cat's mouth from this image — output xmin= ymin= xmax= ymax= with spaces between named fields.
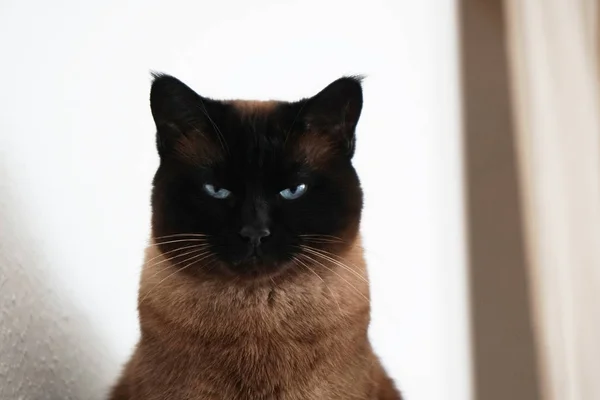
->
xmin=224 ymin=244 xmax=292 ymax=278
xmin=247 ymin=244 xmax=263 ymax=258
xmin=232 ymin=247 xmax=267 ymax=268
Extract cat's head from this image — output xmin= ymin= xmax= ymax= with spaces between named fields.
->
xmin=150 ymin=74 xmax=364 ymax=279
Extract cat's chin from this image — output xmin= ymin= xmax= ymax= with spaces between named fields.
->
xmin=222 ymin=256 xmax=293 ymax=280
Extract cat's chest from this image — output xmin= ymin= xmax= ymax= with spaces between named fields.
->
xmin=137 ymin=331 xmax=353 ymax=400
xmin=151 ymin=368 xmax=358 ymax=400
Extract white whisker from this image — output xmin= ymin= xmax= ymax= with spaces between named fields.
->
xmin=292 ymin=256 xmax=342 ymax=315
xmin=146 ymin=238 xmax=207 ymax=248
xmin=296 ymin=253 xmax=369 ymax=303
xmin=298 ymin=234 xmax=344 ymax=242
xmin=152 ymin=233 xmax=209 ymax=240
xmin=145 ymin=249 xmax=212 ymax=283
xmin=299 ymin=246 xmax=368 ymax=284
xmin=140 ymin=252 xmax=216 ymax=305
xmin=144 ymin=245 xmax=211 ymax=270
xmin=145 ymin=243 xmax=211 ymax=264
xmin=300 ymin=244 xmax=362 ymax=270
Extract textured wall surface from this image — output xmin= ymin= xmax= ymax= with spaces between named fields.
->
xmin=0 ymin=166 xmax=115 ymax=400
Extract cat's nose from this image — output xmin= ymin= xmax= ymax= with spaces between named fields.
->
xmin=239 ymin=225 xmax=271 ymax=246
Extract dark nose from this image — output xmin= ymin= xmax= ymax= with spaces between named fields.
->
xmin=239 ymin=225 xmax=271 ymax=246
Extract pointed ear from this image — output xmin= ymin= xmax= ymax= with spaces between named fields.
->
xmin=302 ymin=76 xmax=364 ymax=158
xmin=150 ymin=73 xmax=218 ymax=159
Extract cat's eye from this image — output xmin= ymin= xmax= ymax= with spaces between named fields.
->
xmin=279 ymin=184 xmax=307 ymax=200
xmin=203 ymin=184 xmax=232 ymax=200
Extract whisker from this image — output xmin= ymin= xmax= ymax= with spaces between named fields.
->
xmin=300 ymin=244 xmax=362 ymax=269
xmin=298 ymin=234 xmax=345 ymax=242
xmin=300 ymin=237 xmax=341 ymax=242
xmin=146 ymin=238 xmax=207 ymax=248
xmin=144 ymin=245 xmax=211 ymax=270
xmin=296 ymin=253 xmax=369 ymax=303
xmin=145 ymin=243 xmax=211 ymax=264
xmin=145 ymin=249 xmax=213 ymax=283
xmin=300 ymin=238 xmax=343 ymax=244
xmin=298 ymin=246 xmax=368 ymax=284
xmin=152 ymin=233 xmax=209 ymax=240
xmin=292 ymin=256 xmax=343 ymax=315
xmin=140 ymin=251 xmax=215 ymax=305
xmin=201 ymin=256 xmax=219 ymax=275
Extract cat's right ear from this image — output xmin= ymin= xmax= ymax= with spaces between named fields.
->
xmin=149 ymin=73 xmax=216 ymax=159
xmin=300 ymin=76 xmax=364 ymax=159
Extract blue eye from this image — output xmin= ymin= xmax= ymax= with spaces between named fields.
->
xmin=280 ymin=183 xmax=307 ymax=200
xmin=204 ymin=184 xmax=232 ymax=199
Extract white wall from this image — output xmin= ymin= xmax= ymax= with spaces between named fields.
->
xmin=0 ymin=1 xmax=470 ymax=399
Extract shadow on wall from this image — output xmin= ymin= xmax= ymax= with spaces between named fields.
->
xmin=0 ymin=161 xmax=115 ymax=400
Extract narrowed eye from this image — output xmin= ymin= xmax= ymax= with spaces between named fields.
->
xmin=203 ymin=184 xmax=232 ymax=200
xmin=279 ymin=183 xmax=307 ymax=200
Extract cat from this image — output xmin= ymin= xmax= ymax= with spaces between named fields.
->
xmin=109 ymin=74 xmax=401 ymax=400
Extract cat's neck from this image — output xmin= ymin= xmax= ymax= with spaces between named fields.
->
xmin=138 ymin=241 xmax=370 ymax=338
xmin=133 ymin=242 xmax=374 ymax=398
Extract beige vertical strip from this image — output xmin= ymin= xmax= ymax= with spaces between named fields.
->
xmin=583 ymin=0 xmax=598 ymax=58
xmin=459 ymin=1 xmax=540 ymax=399
xmin=504 ymin=0 xmax=600 ymax=399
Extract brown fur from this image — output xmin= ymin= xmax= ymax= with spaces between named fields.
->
xmin=109 ymin=237 xmax=400 ymax=399
xmin=227 ymin=100 xmax=278 ymax=119
xmin=294 ymin=132 xmax=334 ymax=167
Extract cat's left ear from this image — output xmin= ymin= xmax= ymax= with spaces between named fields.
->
xmin=302 ymin=76 xmax=363 ymax=158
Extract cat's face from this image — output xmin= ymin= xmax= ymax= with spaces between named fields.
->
xmin=150 ymin=74 xmax=363 ymax=279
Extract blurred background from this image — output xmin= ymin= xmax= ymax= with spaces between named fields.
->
xmin=0 ymin=1 xmax=598 ymax=400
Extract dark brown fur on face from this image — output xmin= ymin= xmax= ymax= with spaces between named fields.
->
xmin=109 ymin=75 xmax=401 ymax=399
